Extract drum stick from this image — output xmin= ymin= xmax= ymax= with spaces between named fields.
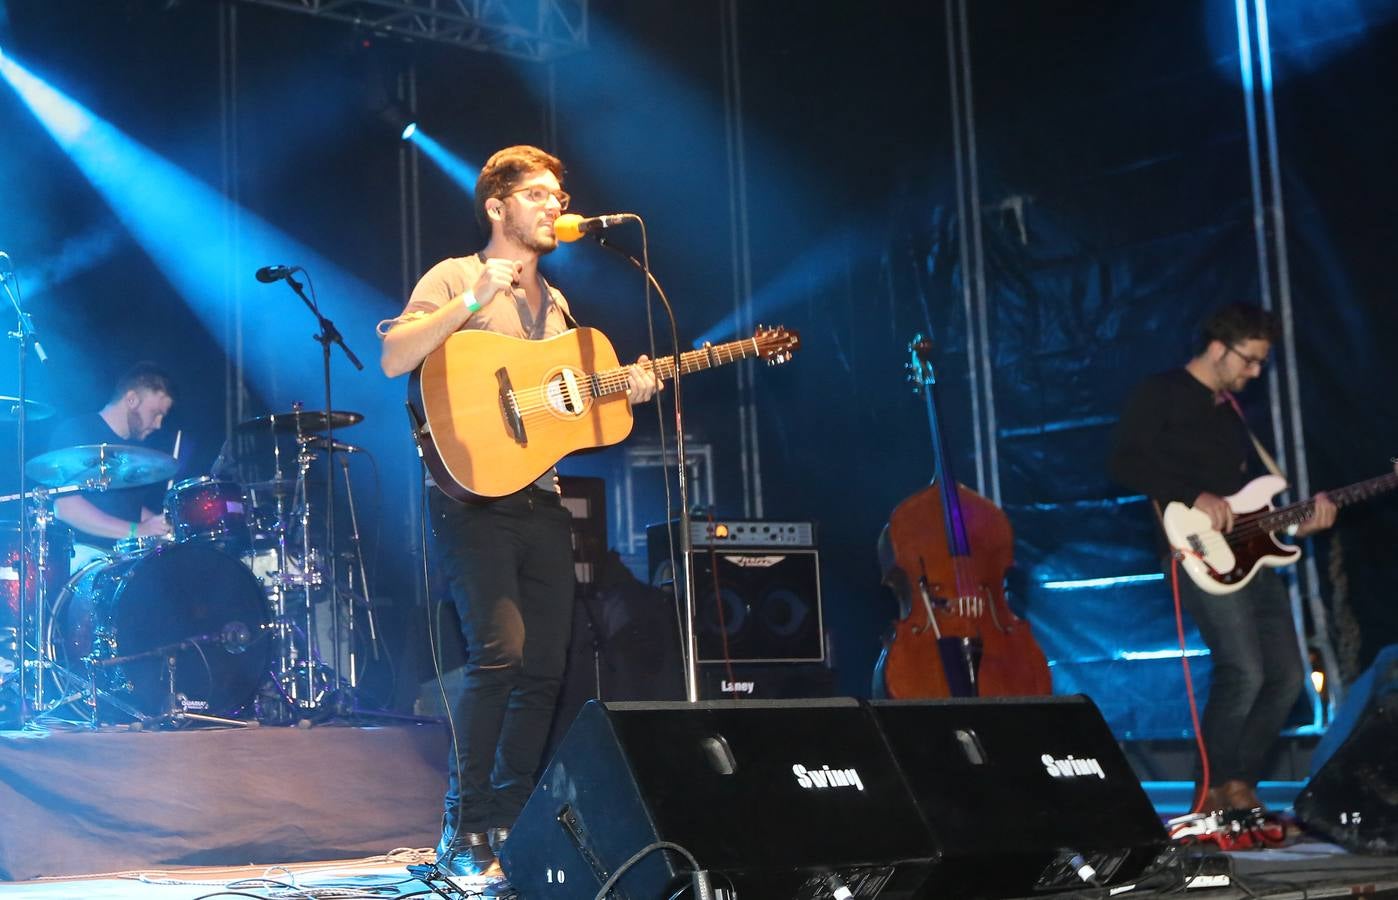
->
xmin=166 ymin=429 xmax=182 ymax=490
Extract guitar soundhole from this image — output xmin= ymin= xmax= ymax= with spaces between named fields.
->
xmin=544 ymin=368 xmax=589 ymax=418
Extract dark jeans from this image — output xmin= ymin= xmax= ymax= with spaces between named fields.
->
xmin=429 ymin=485 xmax=575 ymax=836
xmin=1180 ymin=568 xmax=1305 ymax=785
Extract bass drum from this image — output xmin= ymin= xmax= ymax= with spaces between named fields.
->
xmin=49 ymin=543 xmax=271 ymax=719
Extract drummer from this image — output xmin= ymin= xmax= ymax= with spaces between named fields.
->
xmin=48 ymin=363 xmax=175 ymax=548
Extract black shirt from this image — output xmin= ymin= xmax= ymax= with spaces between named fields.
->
xmin=48 ymin=413 xmax=153 ymax=547
xmin=1108 ymin=368 xmax=1254 ymax=507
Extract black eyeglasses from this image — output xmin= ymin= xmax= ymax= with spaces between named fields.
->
xmin=1225 ymin=345 xmax=1268 ymax=369
xmin=508 ymin=185 xmax=570 ymax=210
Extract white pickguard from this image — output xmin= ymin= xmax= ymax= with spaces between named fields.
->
xmin=1161 ymin=474 xmax=1300 ymax=596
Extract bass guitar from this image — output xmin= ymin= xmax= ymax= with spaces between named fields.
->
xmin=408 ymin=325 xmax=799 ymax=501
xmin=1162 ymin=469 xmax=1398 ymax=595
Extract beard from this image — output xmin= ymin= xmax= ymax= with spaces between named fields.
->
xmin=504 ymin=210 xmax=558 ymax=254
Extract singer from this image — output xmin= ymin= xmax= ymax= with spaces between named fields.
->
xmin=378 ymin=145 xmax=661 ymax=879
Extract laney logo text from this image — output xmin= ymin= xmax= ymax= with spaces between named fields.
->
xmin=793 ymin=764 xmax=865 ymax=792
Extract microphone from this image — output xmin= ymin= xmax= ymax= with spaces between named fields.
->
xmin=305 ymin=435 xmax=362 ymax=454
xmin=255 ymin=264 xmax=296 ymax=283
xmin=554 ymin=213 xmax=630 ymax=243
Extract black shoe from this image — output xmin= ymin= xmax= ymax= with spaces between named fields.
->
xmin=488 ymin=825 xmax=511 ymax=855
xmin=438 ymin=831 xmax=498 ymax=878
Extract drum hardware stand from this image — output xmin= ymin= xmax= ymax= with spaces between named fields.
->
xmin=39 ymin=656 xmax=146 ymax=726
xmin=336 ymin=449 xmax=380 ymax=686
xmin=0 ymin=482 xmax=89 ymax=724
xmin=4 ymin=251 xmax=48 ymax=729
xmin=251 ymin=417 xmax=334 ymax=723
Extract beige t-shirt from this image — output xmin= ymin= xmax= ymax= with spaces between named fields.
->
xmin=401 ymin=253 xmax=576 ymax=494
xmin=402 ymin=253 xmax=573 ymax=340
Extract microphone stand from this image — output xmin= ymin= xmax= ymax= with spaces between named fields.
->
xmin=588 ymin=231 xmax=701 ymax=703
xmin=275 ymin=269 xmax=363 ymax=710
xmin=3 ymin=255 xmax=47 ymax=728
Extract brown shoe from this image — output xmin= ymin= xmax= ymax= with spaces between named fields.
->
xmin=1215 ymin=778 xmax=1261 ymax=812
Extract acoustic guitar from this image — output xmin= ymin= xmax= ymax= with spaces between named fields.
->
xmin=409 ymin=325 xmax=799 ymax=501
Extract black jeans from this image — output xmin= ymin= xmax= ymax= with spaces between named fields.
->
xmin=429 ymin=485 xmax=575 ymax=836
xmin=1180 ymin=568 xmax=1305 ymax=785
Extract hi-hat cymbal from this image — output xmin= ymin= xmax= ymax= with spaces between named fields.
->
xmin=0 ymin=396 xmax=55 ymax=422
xmin=246 ymin=479 xmax=298 ymax=498
xmin=25 ymin=443 xmax=177 ymax=489
xmin=235 ymin=410 xmax=363 ymax=434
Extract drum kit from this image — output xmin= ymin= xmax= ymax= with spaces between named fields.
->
xmin=0 ymin=403 xmax=377 ymax=729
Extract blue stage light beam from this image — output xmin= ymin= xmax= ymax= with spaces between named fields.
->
xmin=404 ymin=126 xmax=477 ymax=195
xmin=693 ymin=229 xmax=868 ymax=348
xmin=0 ymin=49 xmax=400 ymax=432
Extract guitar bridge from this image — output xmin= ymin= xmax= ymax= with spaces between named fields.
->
xmin=497 ymin=367 xmax=527 ymax=446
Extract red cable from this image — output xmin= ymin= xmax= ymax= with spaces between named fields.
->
xmin=1171 ymin=554 xmax=1212 ymax=815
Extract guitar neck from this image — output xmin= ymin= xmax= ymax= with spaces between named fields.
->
xmin=592 ymin=337 xmax=768 ymax=396
xmin=1259 ymin=471 xmax=1398 ymax=533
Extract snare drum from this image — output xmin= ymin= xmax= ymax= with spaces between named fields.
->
xmin=165 ymin=476 xmax=253 ymax=555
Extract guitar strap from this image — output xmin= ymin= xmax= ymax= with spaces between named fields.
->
xmin=1151 ymin=389 xmax=1287 ymax=561
xmin=1219 ymin=390 xmax=1287 ymax=480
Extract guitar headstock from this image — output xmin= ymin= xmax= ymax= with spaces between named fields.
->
xmin=906 ymin=334 xmax=936 ymax=392
xmin=753 ymin=325 xmax=800 ymax=365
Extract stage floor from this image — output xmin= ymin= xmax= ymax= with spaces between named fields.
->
xmin=2 ymin=723 xmax=1395 ymax=899
xmin=0 ymin=843 xmax=1397 ymax=899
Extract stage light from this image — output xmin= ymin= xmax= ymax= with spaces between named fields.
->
xmin=0 ymin=49 xmax=398 ymax=441
xmin=400 ymin=121 xmax=416 ymax=140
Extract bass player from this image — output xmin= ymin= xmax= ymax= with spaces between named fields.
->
xmin=1108 ymin=302 xmax=1335 ymax=816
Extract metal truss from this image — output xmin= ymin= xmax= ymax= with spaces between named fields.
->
xmin=233 ymin=0 xmax=588 ymax=61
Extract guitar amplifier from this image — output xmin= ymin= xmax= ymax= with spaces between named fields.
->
xmin=651 ymin=549 xmax=824 ymax=664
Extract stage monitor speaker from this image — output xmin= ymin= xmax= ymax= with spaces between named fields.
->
xmin=501 ymin=697 xmax=1167 ymax=899
xmin=868 ymin=696 xmax=1167 ymax=896
xmin=1294 ymin=645 xmax=1398 ymax=854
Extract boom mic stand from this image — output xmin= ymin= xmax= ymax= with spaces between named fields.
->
xmin=264 ymin=267 xmax=364 ymax=710
xmin=586 ymin=228 xmax=702 ymax=702
xmin=2 ymin=252 xmax=48 ymax=728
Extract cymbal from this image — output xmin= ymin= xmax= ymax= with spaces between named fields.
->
xmin=246 ymin=479 xmax=298 ymax=498
xmin=235 ymin=410 xmax=363 ymax=434
xmin=0 ymin=396 xmax=55 ymax=422
xmin=25 ymin=443 xmax=178 ymax=489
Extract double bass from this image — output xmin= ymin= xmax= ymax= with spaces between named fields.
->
xmin=875 ymin=337 xmax=1052 ymax=698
